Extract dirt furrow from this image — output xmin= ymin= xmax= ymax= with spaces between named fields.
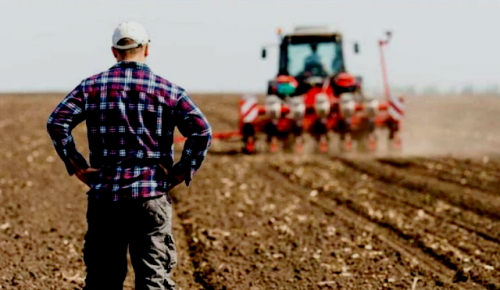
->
xmin=271 ymin=156 xmax=498 ymax=289
xmin=429 ymin=158 xmax=500 ymax=175
xmin=260 ymin=164 xmax=477 ymax=289
xmin=320 ymin=158 xmax=500 ymax=288
xmin=170 ymin=211 xmax=204 ymax=290
xmin=338 ymin=157 xmax=500 ymax=222
xmin=172 ymin=155 xmax=449 ymax=289
xmin=378 ymin=158 xmax=500 ymax=195
xmin=308 ymin=158 xmax=500 ymax=245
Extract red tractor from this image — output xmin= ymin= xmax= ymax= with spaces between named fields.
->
xmin=174 ymin=27 xmax=403 ymax=154
xmin=240 ymin=26 xmax=403 ymax=154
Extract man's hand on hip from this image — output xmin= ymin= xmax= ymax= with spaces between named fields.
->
xmin=70 ymin=159 xmax=99 ymax=187
xmin=159 ymin=164 xmax=188 ymax=190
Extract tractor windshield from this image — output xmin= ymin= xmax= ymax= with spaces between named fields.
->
xmin=284 ymin=37 xmax=344 ymax=78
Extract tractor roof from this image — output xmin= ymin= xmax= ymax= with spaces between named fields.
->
xmin=288 ymin=26 xmax=342 ymax=37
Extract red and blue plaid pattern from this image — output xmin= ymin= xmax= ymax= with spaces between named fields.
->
xmin=47 ymin=61 xmax=211 ymax=201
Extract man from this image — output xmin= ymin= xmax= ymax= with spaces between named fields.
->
xmin=303 ymin=43 xmax=326 ymax=76
xmin=47 ymin=21 xmax=212 ymax=290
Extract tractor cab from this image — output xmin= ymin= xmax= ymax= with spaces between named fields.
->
xmin=264 ymin=26 xmax=359 ymax=98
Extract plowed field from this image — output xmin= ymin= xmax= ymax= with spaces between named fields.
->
xmin=1 ymin=94 xmax=500 ymax=289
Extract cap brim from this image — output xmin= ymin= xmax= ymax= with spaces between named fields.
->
xmin=114 ymin=40 xmax=150 ymax=50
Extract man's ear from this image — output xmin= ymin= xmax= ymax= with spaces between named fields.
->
xmin=112 ymin=47 xmax=119 ymax=59
xmin=144 ymin=45 xmax=149 ymax=58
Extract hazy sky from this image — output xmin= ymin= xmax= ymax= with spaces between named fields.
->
xmin=1 ymin=0 xmax=499 ymax=93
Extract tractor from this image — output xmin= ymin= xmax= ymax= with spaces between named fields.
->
xmin=239 ymin=26 xmax=403 ymax=154
xmin=174 ymin=27 xmax=404 ymax=154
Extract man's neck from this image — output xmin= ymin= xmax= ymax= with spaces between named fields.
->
xmin=118 ymin=56 xmax=146 ymax=63
xmin=118 ymin=58 xmax=146 ymax=63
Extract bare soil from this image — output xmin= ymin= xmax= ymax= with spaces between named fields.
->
xmin=1 ymin=94 xmax=500 ymax=289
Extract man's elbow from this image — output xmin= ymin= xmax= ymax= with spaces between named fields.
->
xmin=196 ymin=125 xmax=212 ymax=139
xmin=46 ymin=117 xmax=66 ymax=139
xmin=46 ymin=118 xmax=58 ymax=136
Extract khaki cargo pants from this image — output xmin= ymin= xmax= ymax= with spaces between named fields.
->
xmin=83 ymin=194 xmax=177 ymax=290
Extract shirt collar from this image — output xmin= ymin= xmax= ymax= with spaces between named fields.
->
xmin=111 ymin=61 xmax=151 ymax=71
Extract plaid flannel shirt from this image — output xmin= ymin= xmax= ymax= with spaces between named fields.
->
xmin=47 ymin=61 xmax=212 ymax=201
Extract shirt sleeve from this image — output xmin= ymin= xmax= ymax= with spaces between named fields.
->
xmin=173 ymin=91 xmax=212 ymax=186
xmin=47 ymin=83 xmax=89 ymax=175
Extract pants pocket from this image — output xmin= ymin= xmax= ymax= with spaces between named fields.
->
xmin=143 ymin=195 xmax=169 ymax=226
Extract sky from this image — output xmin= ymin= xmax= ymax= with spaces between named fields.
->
xmin=0 ymin=0 xmax=499 ymax=93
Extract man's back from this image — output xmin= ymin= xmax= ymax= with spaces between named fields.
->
xmin=48 ymin=61 xmax=211 ymax=201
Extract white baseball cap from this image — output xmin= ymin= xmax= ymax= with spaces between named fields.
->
xmin=112 ymin=21 xmax=150 ymax=50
